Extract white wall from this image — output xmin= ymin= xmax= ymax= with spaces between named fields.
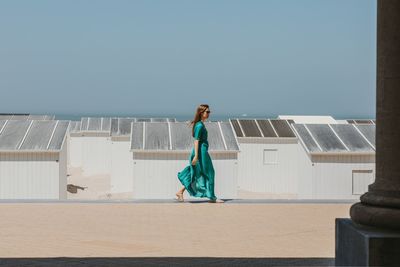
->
xmin=309 ymin=154 xmax=375 ymax=199
xmin=132 ymin=152 xmax=238 ymax=199
xmin=110 ymin=140 xmax=133 ymax=193
xmin=81 ymin=136 xmax=111 ymax=176
xmin=59 ymin=142 xmax=67 ymax=200
xmin=296 ymin=144 xmax=313 ymax=199
xmin=236 ymin=138 xmax=375 ymax=200
xmin=68 ymin=135 xmax=83 ymax=167
xmin=0 ymin=152 xmax=63 ymax=199
xmin=237 ymin=139 xmax=300 ymax=195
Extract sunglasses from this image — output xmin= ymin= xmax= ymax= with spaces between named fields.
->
xmin=204 ymin=110 xmax=211 ymax=114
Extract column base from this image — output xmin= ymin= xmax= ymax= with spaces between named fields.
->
xmin=335 ymin=218 xmax=400 ymax=266
xmin=350 ymin=202 xmax=400 ymax=230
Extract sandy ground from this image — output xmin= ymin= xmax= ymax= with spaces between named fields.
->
xmin=0 ymin=203 xmax=350 ymax=258
xmin=56 ymin=166 xmax=351 ymax=258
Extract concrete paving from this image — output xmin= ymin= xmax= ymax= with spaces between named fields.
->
xmin=0 ymin=202 xmax=350 ymax=266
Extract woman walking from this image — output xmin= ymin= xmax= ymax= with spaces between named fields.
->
xmin=176 ymin=104 xmax=224 ymax=203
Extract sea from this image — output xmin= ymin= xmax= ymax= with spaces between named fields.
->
xmin=54 ymin=113 xmax=374 ymax=122
xmin=54 ymin=113 xmax=281 ymax=122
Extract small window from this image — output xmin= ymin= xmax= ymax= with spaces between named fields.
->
xmin=352 ymin=170 xmax=374 ymax=195
xmin=263 ymin=149 xmax=278 ymax=164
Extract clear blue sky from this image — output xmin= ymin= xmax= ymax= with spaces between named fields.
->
xmin=0 ymin=0 xmax=377 ymax=118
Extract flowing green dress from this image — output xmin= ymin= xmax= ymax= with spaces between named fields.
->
xmin=177 ymin=121 xmax=217 ymax=200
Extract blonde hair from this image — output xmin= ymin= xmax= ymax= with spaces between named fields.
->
xmin=190 ymin=104 xmax=209 ymax=137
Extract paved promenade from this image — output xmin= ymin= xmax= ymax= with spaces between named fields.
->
xmin=0 ymin=201 xmax=350 ymax=265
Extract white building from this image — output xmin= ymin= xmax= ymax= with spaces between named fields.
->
xmin=130 ymin=121 xmax=240 ymax=199
xmin=230 ymin=118 xmax=300 ymax=196
xmin=339 ymin=119 xmax=376 ymax=125
xmin=110 ymin=118 xmax=177 ymax=194
xmin=110 ymin=118 xmax=135 ymax=194
xmin=292 ymin=123 xmax=376 ymax=199
xmin=278 ymin=115 xmax=337 ymax=124
xmin=71 ymin=117 xmax=178 ymax=180
xmin=79 ymin=117 xmax=112 ymax=176
xmin=0 ymin=120 xmax=69 ymax=199
xmin=67 ymin=121 xmax=82 ymax=168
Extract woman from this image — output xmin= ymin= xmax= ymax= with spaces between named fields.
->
xmin=176 ymin=104 xmax=224 ymax=203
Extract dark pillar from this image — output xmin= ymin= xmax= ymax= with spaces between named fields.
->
xmin=335 ymin=0 xmax=400 ymax=266
xmin=350 ymin=0 xmax=400 ymax=230
xmin=336 ymin=1 xmax=400 ymax=265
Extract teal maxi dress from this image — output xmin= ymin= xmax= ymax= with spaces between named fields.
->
xmin=177 ymin=121 xmax=217 ymax=201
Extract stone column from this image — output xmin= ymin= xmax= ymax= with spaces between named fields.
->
xmin=350 ymin=0 xmax=400 ymax=229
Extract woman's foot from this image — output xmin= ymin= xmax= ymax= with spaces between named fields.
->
xmin=175 ymin=192 xmax=184 ymax=202
xmin=208 ymin=198 xmax=224 ymax=203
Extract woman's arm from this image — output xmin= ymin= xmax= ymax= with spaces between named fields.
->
xmin=191 ymin=140 xmax=199 ymax=165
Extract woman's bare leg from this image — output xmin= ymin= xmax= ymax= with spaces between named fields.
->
xmin=175 ymin=187 xmax=185 ymax=201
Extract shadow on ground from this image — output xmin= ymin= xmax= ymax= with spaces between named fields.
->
xmin=0 ymin=257 xmax=335 ymax=266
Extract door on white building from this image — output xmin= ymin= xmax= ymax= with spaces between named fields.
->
xmin=352 ymin=170 xmax=374 ymax=195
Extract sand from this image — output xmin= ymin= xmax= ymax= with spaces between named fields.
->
xmin=0 ymin=202 xmax=350 ymax=258
xmin=55 ymin=166 xmax=353 ymax=258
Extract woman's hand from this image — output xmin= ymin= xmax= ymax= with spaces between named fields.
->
xmin=191 ymin=156 xmax=198 ymax=166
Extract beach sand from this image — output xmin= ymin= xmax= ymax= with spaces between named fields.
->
xmin=53 ymin=166 xmax=352 ymax=258
xmin=0 ymin=202 xmax=350 ymax=258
